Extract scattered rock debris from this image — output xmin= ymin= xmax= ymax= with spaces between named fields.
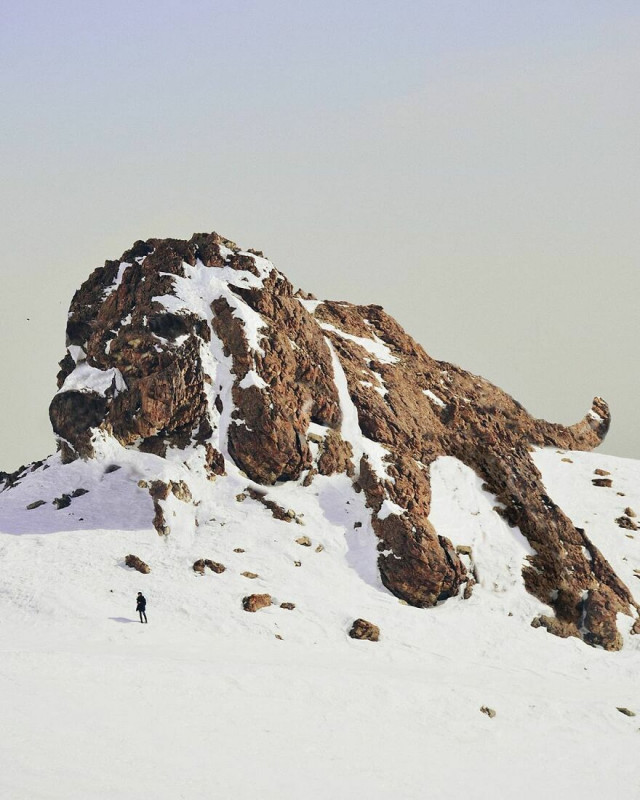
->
xmin=594 ymin=469 xmax=611 ymax=476
xmin=243 ymin=594 xmax=272 ymax=612
xmin=315 ymin=544 xmax=324 ymax=553
xmin=235 ymin=493 xmax=246 ymax=502
xmin=293 ymin=560 xmax=302 ymax=567
xmin=561 ymin=457 xmax=573 ymax=463
xmin=241 ymin=571 xmax=259 ymax=579
xmin=246 ymin=487 xmax=293 ymax=522
xmin=480 ymin=706 xmax=496 ymax=718
xmin=193 ymin=559 xmax=225 ymax=575
xmin=617 ymin=707 xmax=636 ymax=717
xmin=348 ymin=618 xmax=380 ymax=641
xmin=26 ymin=500 xmax=46 ymax=510
xmin=615 ymin=515 xmax=638 ymax=531
xmin=233 ymin=548 xmax=245 ymax=553
xmin=625 ymin=507 xmax=637 ymax=518
xmin=280 ymin=602 xmax=295 ymax=610
xmin=296 ymin=536 xmax=312 ymax=547
xmin=125 ymin=554 xmax=150 ymax=574
xmin=592 ymin=478 xmax=613 ymax=488
xmin=71 ymin=488 xmax=89 ymax=498
xmin=52 ymin=494 xmax=71 ymax=510
xmin=353 ymin=521 xmax=362 ymax=529
xmin=104 ymin=464 xmax=121 ymax=473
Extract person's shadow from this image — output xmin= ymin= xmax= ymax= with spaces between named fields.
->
xmin=109 ymin=617 xmax=138 ymax=624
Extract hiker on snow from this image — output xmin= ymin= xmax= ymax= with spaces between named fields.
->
xmin=136 ymin=592 xmax=147 ymax=623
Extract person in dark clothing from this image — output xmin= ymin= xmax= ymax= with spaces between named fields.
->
xmin=136 ymin=592 xmax=147 ymax=623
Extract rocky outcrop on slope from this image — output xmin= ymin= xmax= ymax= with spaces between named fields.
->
xmin=48 ymin=232 xmax=639 ymax=649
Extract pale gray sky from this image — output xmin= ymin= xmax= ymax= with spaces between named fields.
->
xmin=1 ymin=1 xmax=639 ymax=470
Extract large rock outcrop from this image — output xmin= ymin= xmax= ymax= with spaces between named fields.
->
xmin=49 ymin=232 xmax=639 ymax=650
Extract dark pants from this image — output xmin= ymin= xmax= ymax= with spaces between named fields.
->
xmin=138 ymin=609 xmax=147 ymax=623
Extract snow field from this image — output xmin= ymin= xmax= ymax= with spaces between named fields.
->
xmin=0 ymin=447 xmax=639 ymax=799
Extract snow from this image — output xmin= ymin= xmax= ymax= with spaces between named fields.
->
xmin=297 ymin=297 xmax=321 ymax=313
xmin=326 ymin=338 xmax=394 ymax=482
xmin=238 ymin=370 xmax=268 ymax=390
xmin=377 ymin=498 xmax=405 ymax=520
xmin=423 ymin=388 xmax=446 ymax=408
xmin=57 ymin=363 xmax=127 ymax=396
xmin=152 ymin=257 xmax=269 ymax=353
xmin=103 ymin=261 xmax=130 ymax=297
xmin=1 ymin=446 xmax=640 ymax=798
xmin=319 ymin=322 xmax=398 ymax=364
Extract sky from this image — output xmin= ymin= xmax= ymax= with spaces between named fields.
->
xmin=0 ymin=0 xmax=639 ymax=470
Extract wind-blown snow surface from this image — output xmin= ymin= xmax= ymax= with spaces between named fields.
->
xmin=1 ymin=447 xmax=639 ymax=799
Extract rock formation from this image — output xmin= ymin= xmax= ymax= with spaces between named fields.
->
xmin=48 ymin=232 xmax=639 ymax=650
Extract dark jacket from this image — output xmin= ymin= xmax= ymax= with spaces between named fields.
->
xmin=136 ymin=595 xmax=146 ymax=611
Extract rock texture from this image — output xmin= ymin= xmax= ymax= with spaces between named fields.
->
xmin=48 ymin=232 xmax=639 ymax=650
xmin=349 ymin=618 xmax=380 ymax=641
xmin=242 ymin=594 xmax=272 ymax=612
xmin=125 ymin=554 xmax=150 ymax=574
xmin=193 ymin=559 xmax=225 ymax=575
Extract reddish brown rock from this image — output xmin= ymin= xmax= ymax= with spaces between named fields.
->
xmin=615 ymin=516 xmax=638 ymax=531
xmin=245 ymin=487 xmax=291 ymax=521
xmin=193 ymin=559 xmax=225 ymax=574
xmin=348 ymin=618 xmax=380 ymax=641
xmin=125 ymin=554 xmax=150 ymax=574
xmin=242 ymin=594 xmax=272 ymax=612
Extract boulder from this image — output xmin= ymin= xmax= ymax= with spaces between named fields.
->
xmin=348 ymin=618 xmax=380 ymax=641
xmin=125 ymin=554 xmax=150 ymax=574
xmin=242 ymin=594 xmax=272 ymax=612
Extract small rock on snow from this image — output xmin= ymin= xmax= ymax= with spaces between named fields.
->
xmin=348 ymin=618 xmax=380 ymax=642
xmin=242 ymin=594 xmax=272 ymax=612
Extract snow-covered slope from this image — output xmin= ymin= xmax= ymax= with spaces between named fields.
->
xmin=1 ymin=231 xmax=638 ymax=798
xmin=1 ymin=445 xmax=639 ymax=799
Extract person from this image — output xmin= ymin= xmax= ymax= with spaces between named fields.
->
xmin=136 ymin=592 xmax=147 ymax=623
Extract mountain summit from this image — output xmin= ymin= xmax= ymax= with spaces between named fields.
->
xmin=38 ymin=231 xmax=638 ymax=650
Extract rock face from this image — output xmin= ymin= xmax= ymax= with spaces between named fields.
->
xmin=49 ymin=232 xmax=639 ymax=650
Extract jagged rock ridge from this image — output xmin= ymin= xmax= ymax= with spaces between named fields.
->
xmin=48 ymin=232 xmax=639 ymax=650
